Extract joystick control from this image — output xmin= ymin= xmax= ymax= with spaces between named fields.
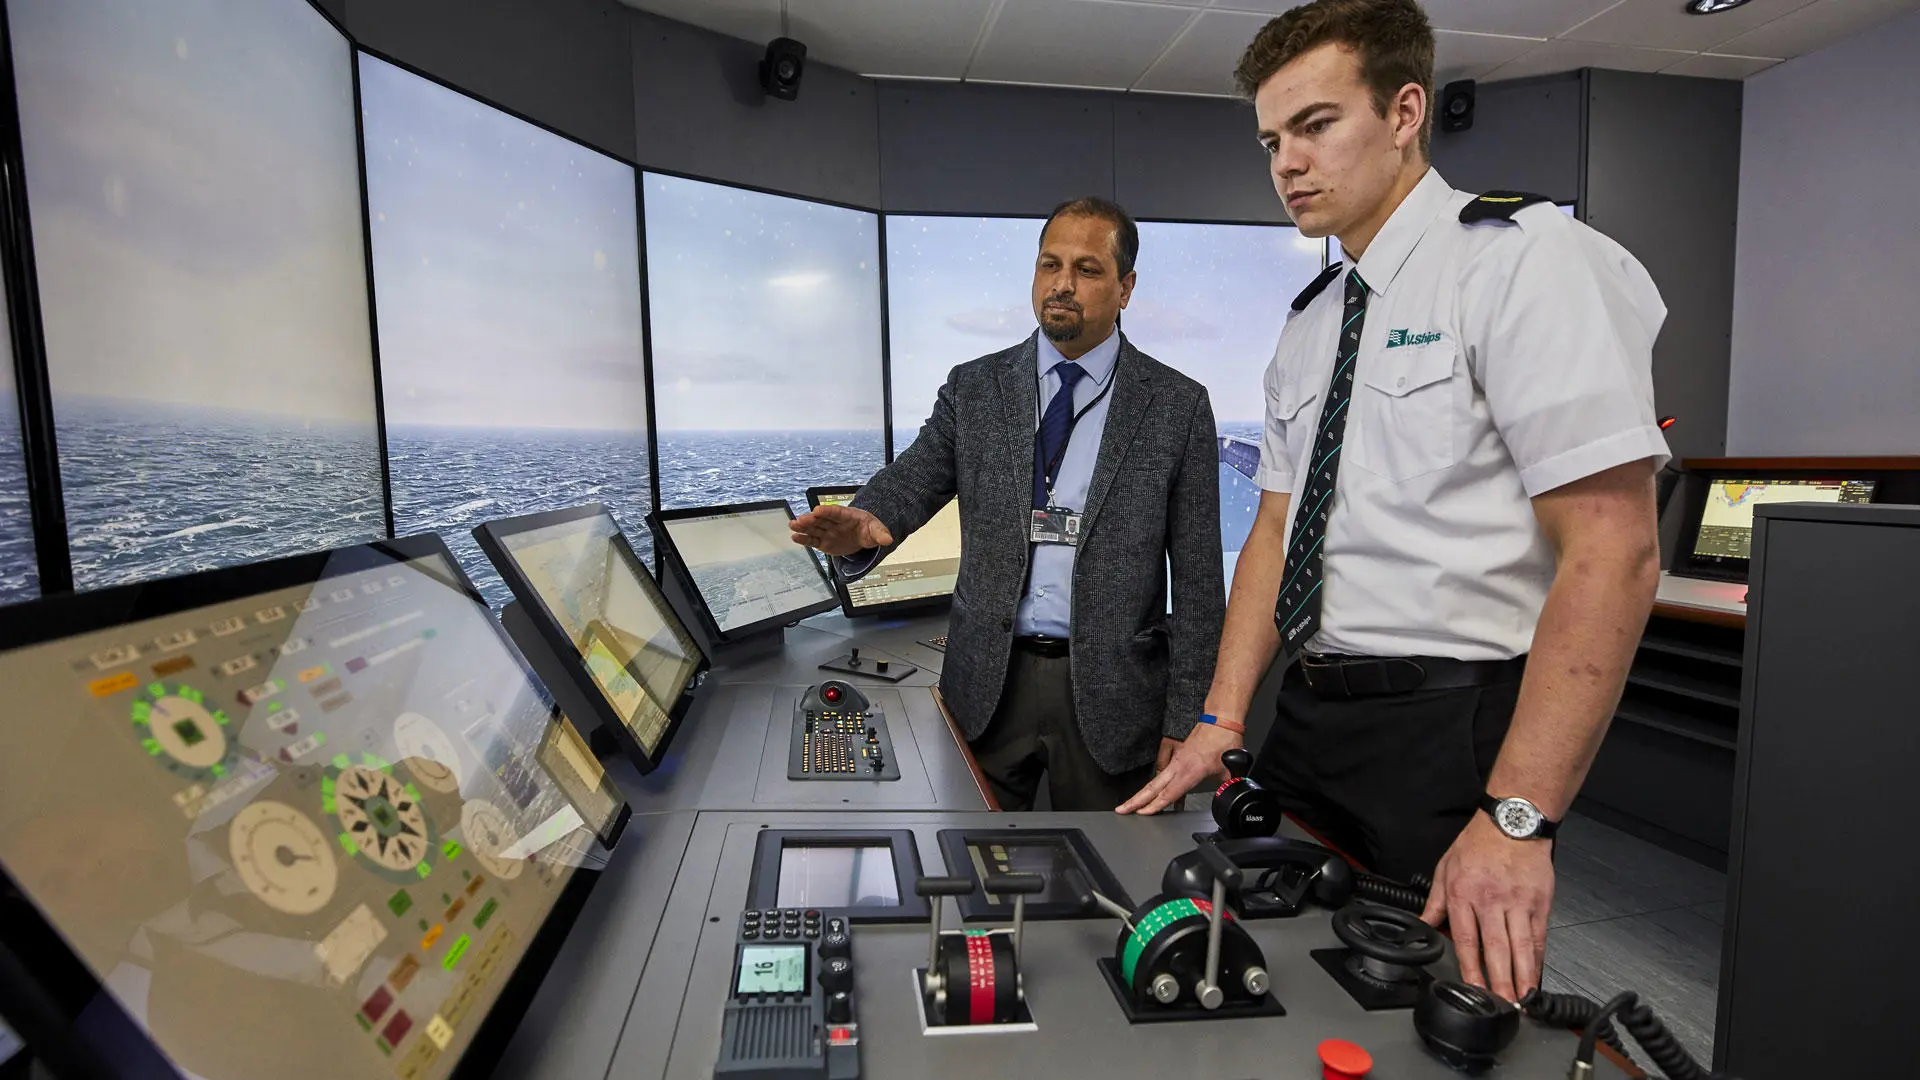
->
xmin=1413 ymin=980 xmax=1519 ymax=1073
xmin=1211 ymin=748 xmax=1283 ymax=839
xmin=1311 ymin=903 xmax=1446 ymax=1010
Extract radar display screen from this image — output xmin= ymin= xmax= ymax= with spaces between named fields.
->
xmin=1691 ymin=478 xmax=1876 ymax=562
xmin=0 ymin=536 xmax=617 ymax=1080
xmin=807 ymin=487 xmax=960 ymax=616
xmin=477 ymin=504 xmax=704 ymax=762
xmin=650 ymin=501 xmax=838 ymax=640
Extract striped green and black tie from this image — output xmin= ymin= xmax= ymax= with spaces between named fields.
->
xmin=1276 ymin=269 xmax=1367 ymax=656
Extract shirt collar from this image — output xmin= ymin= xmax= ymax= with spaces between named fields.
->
xmin=1035 ymin=326 xmax=1121 ymax=386
xmin=1351 ymin=167 xmax=1457 ymax=295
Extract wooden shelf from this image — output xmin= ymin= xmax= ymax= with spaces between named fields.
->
xmin=1614 ymin=699 xmax=1737 ymax=750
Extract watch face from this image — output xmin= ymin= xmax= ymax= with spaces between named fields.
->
xmin=1495 ymin=798 xmax=1543 ymax=838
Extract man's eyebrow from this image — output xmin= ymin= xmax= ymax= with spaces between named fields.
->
xmin=1258 ymin=100 xmax=1340 ymax=140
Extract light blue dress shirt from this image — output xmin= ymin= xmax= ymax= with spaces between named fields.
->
xmin=1016 ymin=329 xmax=1120 ymax=638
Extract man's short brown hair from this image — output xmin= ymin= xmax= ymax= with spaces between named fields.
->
xmin=1232 ymin=0 xmax=1436 ymax=156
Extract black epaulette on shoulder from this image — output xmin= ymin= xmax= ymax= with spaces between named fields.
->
xmin=1291 ymin=261 xmax=1344 ymax=312
xmin=1460 ymin=190 xmax=1551 ymax=224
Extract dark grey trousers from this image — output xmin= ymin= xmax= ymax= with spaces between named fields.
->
xmin=968 ymin=646 xmax=1159 ymax=812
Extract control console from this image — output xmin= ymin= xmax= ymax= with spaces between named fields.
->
xmin=715 ymin=909 xmax=861 ymax=1080
xmin=788 ymin=682 xmax=900 ymax=781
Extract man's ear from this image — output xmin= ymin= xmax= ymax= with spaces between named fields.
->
xmin=1393 ymin=81 xmax=1427 ymax=153
xmin=1119 ymin=270 xmax=1138 ymax=309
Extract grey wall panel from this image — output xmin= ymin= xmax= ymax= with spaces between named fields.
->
xmin=1727 ymin=9 xmax=1920 ymax=456
xmin=876 ymin=81 xmax=1115 ymax=214
xmin=344 ymin=0 xmax=638 ymax=161
xmin=1113 ymin=95 xmax=1282 ymax=222
xmin=1430 ymin=73 xmax=1582 ymax=203
xmin=631 ymin=12 xmax=881 ymax=206
xmin=1585 ymin=70 xmax=1742 ymax=461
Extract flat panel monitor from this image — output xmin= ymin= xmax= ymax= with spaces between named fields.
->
xmin=745 ymin=830 xmax=929 ymax=925
xmin=1678 ymin=477 xmax=1876 ymax=581
xmin=0 ymin=534 xmax=625 ymax=1080
xmin=647 ymin=501 xmax=839 ymax=644
xmin=473 ymin=503 xmax=707 ymax=772
xmin=805 ymin=486 xmax=960 ymax=618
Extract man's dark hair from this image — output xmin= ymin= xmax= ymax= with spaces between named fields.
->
xmin=1232 ymin=0 xmax=1436 ymax=156
xmin=1039 ymin=196 xmax=1139 ymax=278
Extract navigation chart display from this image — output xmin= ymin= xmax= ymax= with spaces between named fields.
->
xmin=652 ymin=502 xmax=838 ymax=639
xmin=0 ymin=537 xmax=619 ymax=1080
xmin=1692 ymin=478 xmax=1876 ymax=561
xmin=807 ymin=489 xmax=960 ymax=615
xmin=478 ymin=505 xmax=703 ymax=760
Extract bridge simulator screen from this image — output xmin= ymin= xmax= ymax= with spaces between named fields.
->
xmin=0 ymin=543 xmax=618 ymax=1080
xmin=657 ymin=505 xmax=838 ymax=635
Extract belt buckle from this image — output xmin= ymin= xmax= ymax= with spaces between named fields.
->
xmin=1301 ymin=653 xmax=1351 ymax=698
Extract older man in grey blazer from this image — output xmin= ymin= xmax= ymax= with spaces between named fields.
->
xmin=790 ymin=197 xmax=1225 ymax=811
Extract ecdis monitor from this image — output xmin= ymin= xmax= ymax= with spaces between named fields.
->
xmin=647 ymin=501 xmax=840 ymax=643
xmin=1681 ymin=477 xmax=1876 ymax=580
xmin=474 ymin=504 xmax=707 ymax=773
xmin=806 ymin=486 xmax=961 ymax=618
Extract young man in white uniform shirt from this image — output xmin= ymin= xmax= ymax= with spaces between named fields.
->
xmin=1120 ymin=0 xmax=1668 ymax=1002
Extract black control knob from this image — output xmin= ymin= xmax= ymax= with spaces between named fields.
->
xmin=825 ymin=990 xmax=853 ymax=1026
xmin=848 ymin=648 xmax=862 ymax=668
xmin=820 ymin=929 xmax=852 ymax=959
xmin=1222 ymin=747 xmax=1252 ymax=779
xmin=819 ymin=955 xmax=854 ymax=997
xmin=1211 ymin=749 xmax=1282 ymax=839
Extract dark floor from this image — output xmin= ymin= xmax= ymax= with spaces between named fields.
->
xmin=1541 ymin=813 xmax=1727 ymax=1071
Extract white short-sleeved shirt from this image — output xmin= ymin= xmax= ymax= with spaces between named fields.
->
xmin=1255 ymin=168 xmax=1670 ymax=661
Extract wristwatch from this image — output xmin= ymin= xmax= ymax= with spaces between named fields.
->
xmin=1479 ymin=794 xmax=1559 ymax=840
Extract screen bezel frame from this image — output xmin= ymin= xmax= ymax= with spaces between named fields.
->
xmin=1674 ymin=474 xmax=1878 ymax=583
xmin=472 ymin=502 xmax=709 ymax=775
xmin=745 ymin=829 xmax=929 ymax=925
xmin=934 ymin=828 xmax=1135 ymax=922
xmin=0 ymin=532 xmax=616 ymax=1080
xmin=804 ymin=485 xmax=957 ymax=620
xmin=645 ymin=500 xmax=840 ymax=643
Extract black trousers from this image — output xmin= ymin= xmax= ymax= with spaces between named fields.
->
xmin=969 ymin=646 xmax=1158 ymax=812
xmin=1249 ymin=663 xmax=1522 ymax=883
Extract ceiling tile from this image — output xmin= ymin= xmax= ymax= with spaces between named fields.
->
xmin=1714 ymin=0 xmax=1920 ymax=58
xmin=622 ymin=0 xmax=782 ymax=44
xmin=1417 ymin=0 xmax=1627 ymax=39
xmin=1486 ymin=38 xmax=1691 ymax=80
xmin=970 ymin=0 xmax=1201 ymax=89
xmin=786 ymin=0 xmax=997 ymax=79
xmin=1433 ymin=29 xmax=1542 ymax=83
xmin=1659 ymin=51 xmax=1783 ymax=76
xmin=1135 ymin=8 xmax=1271 ymax=95
xmin=1565 ymin=0 xmax=1823 ymax=51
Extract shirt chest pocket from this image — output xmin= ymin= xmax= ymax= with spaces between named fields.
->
xmin=1350 ymin=345 xmax=1459 ymax=483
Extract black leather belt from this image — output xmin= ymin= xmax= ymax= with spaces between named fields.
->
xmin=1295 ymin=653 xmax=1526 ymax=699
xmin=1013 ymin=635 xmax=1071 ymax=658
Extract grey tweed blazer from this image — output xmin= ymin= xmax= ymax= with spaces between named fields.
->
xmin=850 ymin=330 xmax=1224 ymax=774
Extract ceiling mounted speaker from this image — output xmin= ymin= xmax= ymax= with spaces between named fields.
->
xmin=1439 ymin=79 xmax=1475 ymax=134
xmin=759 ymin=37 xmax=807 ymax=101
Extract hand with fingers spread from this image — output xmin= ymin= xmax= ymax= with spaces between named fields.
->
xmin=789 ymin=503 xmax=893 ymax=557
xmin=1420 ymin=813 xmax=1555 ymax=1002
xmin=1115 ymin=721 xmax=1240 ymax=815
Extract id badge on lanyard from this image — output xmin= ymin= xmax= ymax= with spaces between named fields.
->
xmin=1030 ymin=501 xmax=1082 ymax=546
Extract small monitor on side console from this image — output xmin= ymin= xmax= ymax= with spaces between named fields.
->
xmin=647 ymin=501 xmax=840 ymax=646
xmin=746 ymin=830 xmax=930 ymax=924
xmin=1676 ymin=476 xmax=1876 ymax=582
xmin=474 ymin=503 xmax=707 ymax=774
xmin=806 ymin=486 xmax=961 ymax=618
xmin=0 ymin=534 xmax=624 ymax=1080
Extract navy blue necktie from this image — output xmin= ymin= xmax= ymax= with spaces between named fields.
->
xmin=1034 ymin=361 xmax=1087 ymax=509
xmin=1277 ymin=270 xmax=1368 ymax=656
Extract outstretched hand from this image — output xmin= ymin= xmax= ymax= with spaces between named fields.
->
xmin=790 ymin=503 xmax=893 ymax=557
xmin=1116 ymin=723 xmax=1240 ymax=814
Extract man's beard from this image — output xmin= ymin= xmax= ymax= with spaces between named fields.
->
xmin=1041 ymin=302 xmax=1083 ymax=342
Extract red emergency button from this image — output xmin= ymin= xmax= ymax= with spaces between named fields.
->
xmin=1318 ymin=1038 xmax=1372 ymax=1079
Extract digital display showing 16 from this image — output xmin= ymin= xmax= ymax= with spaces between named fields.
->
xmin=736 ymin=944 xmax=808 ymax=995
